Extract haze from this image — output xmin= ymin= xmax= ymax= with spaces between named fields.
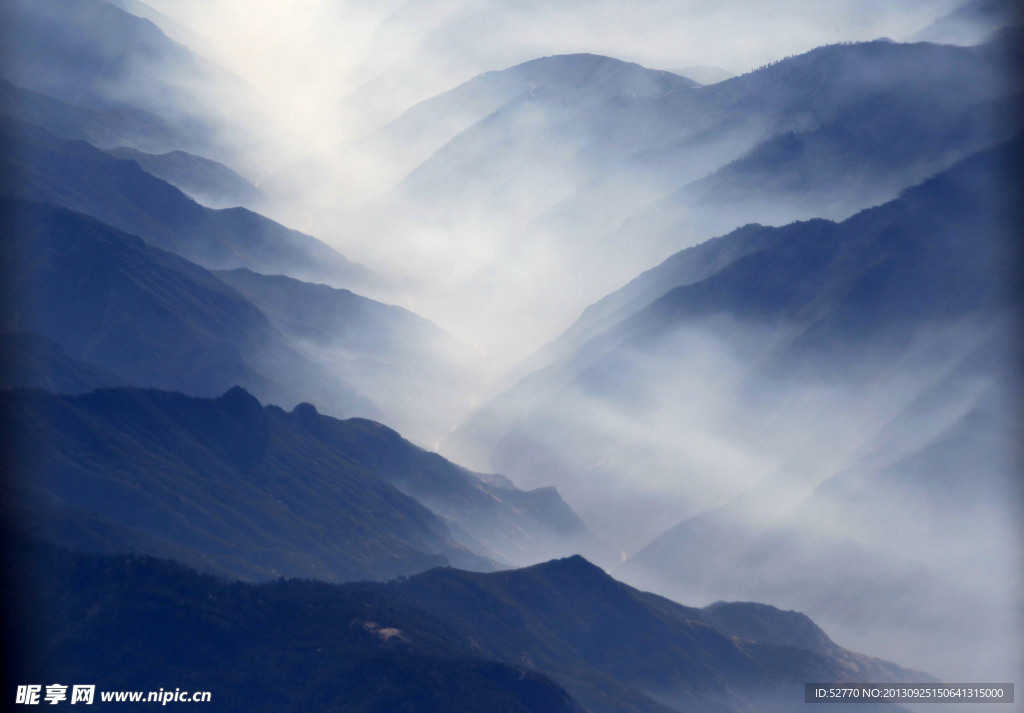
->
xmin=78 ymin=0 xmax=1020 ymax=687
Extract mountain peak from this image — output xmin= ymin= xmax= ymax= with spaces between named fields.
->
xmin=217 ymin=385 xmax=263 ymax=415
xmin=528 ymin=554 xmax=608 ymax=579
xmin=502 ymin=53 xmax=699 ymax=95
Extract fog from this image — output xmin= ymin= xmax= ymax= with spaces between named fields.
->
xmin=143 ymin=0 xmax=960 ymax=145
xmin=126 ymin=0 xmax=1019 ymax=684
xmin=10 ymin=0 xmax=1020 ymax=696
xmin=133 ymin=0 xmax=966 ymax=365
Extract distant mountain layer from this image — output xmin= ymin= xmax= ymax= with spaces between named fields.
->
xmin=0 ymin=119 xmax=369 ymax=288
xmin=1 ymin=385 xmax=596 ymax=581
xmin=11 ymin=543 xmax=924 ymax=713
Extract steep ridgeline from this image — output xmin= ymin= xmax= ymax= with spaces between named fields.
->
xmin=1 ymin=386 xmax=598 ymax=581
xmin=364 ymin=53 xmax=699 ymax=192
xmin=0 ymin=192 xmax=490 ymax=448
xmin=11 ymin=545 xmax=923 ymax=713
xmin=0 ymin=120 xmax=370 ymax=288
xmin=214 ymin=269 xmax=488 ymax=448
xmin=0 ymin=197 xmax=373 ymax=416
xmin=451 ymin=141 xmax=1022 ymax=678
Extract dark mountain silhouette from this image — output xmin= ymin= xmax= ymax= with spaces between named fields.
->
xmin=2 ymin=386 xmax=482 ymax=582
xmin=0 ymin=197 xmax=373 ymax=414
xmin=384 ymin=556 xmax=923 ymax=713
xmin=11 ymin=542 xmax=582 ymax=713
xmin=0 ymin=120 xmax=370 ymax=288
xmin=2 ymin=385 xmax=597 ymax=579
xmin=9 ymin=541 xmax=920 ymax=713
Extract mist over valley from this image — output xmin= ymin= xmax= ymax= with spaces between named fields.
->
xmin=2 ymin=0 xmax=1021 ymax=710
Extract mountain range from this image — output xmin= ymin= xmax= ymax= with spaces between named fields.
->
xmin=313 ymin=30 xmax=1022 ymax=367
xmin=9 ymin=540 xmax=923 ymax=713
xmin=1 ymin=384 xmax=598 ymax=580
xmin=0 ymin=120 xmax=367 ymax=287
xmin=1 ymin=0 xmax=1019 ymax=707
xmin=448 ymin=139 xmax=1022 ymax=679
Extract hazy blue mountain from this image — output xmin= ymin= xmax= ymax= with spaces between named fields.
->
xmin=377 ymin=53 xmax=701 ymax=219
xmin=106 ymin=147 xmax=264 ymax=209
xmin=214 ymin=268 xmax=489 ymax=447
xmin=0 ymin=120 xmax=370 ymax=288
xmin=0 ymin=198 xmax=373 ymax=414
xmin=12 ymin=542 xmax=583 ymax=713
xmin=375 ymin=52 xmax=698 ymax=170
xmin=3 ymin=384 xmax=598 ymax=577
xmin=605 ymin=34 xmax=1020 ymax=271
